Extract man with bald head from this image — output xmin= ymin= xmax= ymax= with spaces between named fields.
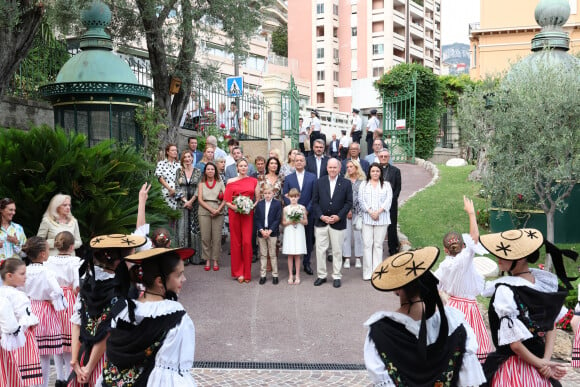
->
xmin=311 ymin=158 xmax=352 ymax=288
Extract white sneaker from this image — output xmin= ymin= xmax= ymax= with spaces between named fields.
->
xmin=343 ymin=259 xmax=351 ymax=269
xmin=355 ymin=258 xmax=362 ymax=268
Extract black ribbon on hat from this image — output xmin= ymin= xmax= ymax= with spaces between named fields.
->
xmin=545 ymin=240 xmax=578 ymax=290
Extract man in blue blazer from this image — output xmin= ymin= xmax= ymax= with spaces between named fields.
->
xmin=340 ymin=142 xmax=369 ymax=175
xmin=282 ymin=152 xmax=317 ymax=275
xmin=186 ymin=137 xmax=204 ymax=165
xmin=311 ymin=158 xmax=352 ymax=288
xmin=254 ymin=186 xmax=282 ymax=285
xmin=305 ymin=139 xmax=328 ymax=179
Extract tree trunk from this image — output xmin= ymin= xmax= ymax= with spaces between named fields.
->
xmin=0 ymin=2 xmax=44 ymax=97
xmin=544 ymin=208 xmax=555 ymax=272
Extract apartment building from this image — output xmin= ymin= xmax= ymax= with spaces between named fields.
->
xmin=469 ymin=0 xmax=580 ymax=79
xmin=288 ymin=0 xmax=442 ymax=116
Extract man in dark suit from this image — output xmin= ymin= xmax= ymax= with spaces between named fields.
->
xmin=282 ymin=152 xmax=317 ymax=275
xmin=341 ymin=142 xmax=370 ymax=175
xmin=328 ymin=134 xmax=340 ymax=158
xmin=311 ymin=158 xmax=352 ymax=288
xmin=306 ymin=139 xmax=328 ymax=179
xmin=378 ymin=148 xmax=402 ymax=255
xmin=254 ymin=186 xmax=282 ymax=285
xmin=186 ymin=137 xmax=203 ymax=165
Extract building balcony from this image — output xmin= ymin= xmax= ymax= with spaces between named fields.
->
xmin=410 ymin=23 xmax=424 ymax=37
xmin=393 ymin=0 xmax=406 ymax=6
xmin=424 ymin=19 xmax=433 ymax=30
xmin=393 ymin=32 xmax=405 ymax=50
xmin=434 ymin=29 xmax=440 ymax=40
xmin=410 ymin=44 xmax=424 ymax=58
xmin=410 ymin=2 xmax=424 ymax=19
xmin=393 ymin=9 xmax=405 ymax=27
xmin=392 ymin=55 xmax=404 ymax=64
xmin=424 ymin=0 xmax=434 ymax=11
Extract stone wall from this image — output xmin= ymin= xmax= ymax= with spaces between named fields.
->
xmin=0 ymin=97 xmax=53 ymax=130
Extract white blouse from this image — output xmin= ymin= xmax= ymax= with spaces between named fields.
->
xmin=434 ymin=234 xmax=488 ymax=299
xmin=107 ymin=300 xmax=197 ymax=387
xmin=358 ymin=180 xmax=393 ymax=226
xmin=364 ymin=306 xmax=486 ymax=387
xmin=482 ymin=268 xmax=567 ymax=346
xmin=0 ymin=286 xmax=36 ymax=351
xmin=24 ymin=264 xmax=67 ymax=311
xmin=45 ymin=254 xmax=81 ymax=289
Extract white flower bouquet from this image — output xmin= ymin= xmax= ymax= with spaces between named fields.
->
xmin=233 ymin=195 xmax=254 ymax=214
xmin=287 ymin=207 xmax=304 ymax=227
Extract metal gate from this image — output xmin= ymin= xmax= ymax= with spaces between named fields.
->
xmin=281 ymin=76 xmax=300 ymax=148
xmin=381 ymin=73 xmax=417 ymax=163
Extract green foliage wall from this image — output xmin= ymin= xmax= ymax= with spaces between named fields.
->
xmin=271 ymin=25 xmax=288 ymax=57
xmin=375 ymin=63 xmax=442 ymax=159
xmin=0 ymin=127 xmax=177 ymax=251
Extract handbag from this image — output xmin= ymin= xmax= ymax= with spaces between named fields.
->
xmin=353 ymin=214 xmax=363 ymax=231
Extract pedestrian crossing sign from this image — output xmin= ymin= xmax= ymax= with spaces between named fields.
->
xmin=226 ymin=76 xmax=243 ymax=98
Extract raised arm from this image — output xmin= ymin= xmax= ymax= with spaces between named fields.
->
xmin=464 ymin=196 xmax=479 ymax=244
xmin=136 ymin=182 xmax=151 ymax=230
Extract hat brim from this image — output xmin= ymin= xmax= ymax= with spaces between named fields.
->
xmin=479 ymin=228 xmax=543 ymax=260
xmin=124 ymin=247 xmax=195 ymax=262
xmin=90 ymin=234 xmax=147 ymax=249
xmin=371 ymin=246 xmax=440 ymax=291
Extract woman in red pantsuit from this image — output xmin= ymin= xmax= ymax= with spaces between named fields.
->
xmin=225 ymin=158 xmax=260 ymax=283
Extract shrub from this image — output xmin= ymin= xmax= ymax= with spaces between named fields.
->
xmin=0 ymin=126 xmax=177 ymax=252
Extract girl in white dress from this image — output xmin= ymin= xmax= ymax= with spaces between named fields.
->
xmin=434 ymin=196 xmax=492 ymax=363
xmin=364 ymin=247 xmax=486 ymax=386
xmin=0 ymin=258 xmax=40 ymax=386
xmin=281 ymin=188 xmax=308 ymax=285
xmin=100 ymin=248 xmax=197 ymax=386
xmin=22 ymin=237 xmax=67 ymax=387
xmin=45 ymin=231 xmax=81 ymax=385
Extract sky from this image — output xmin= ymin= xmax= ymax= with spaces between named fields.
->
xmin=441 ymin=0 xmax=480 ymax=45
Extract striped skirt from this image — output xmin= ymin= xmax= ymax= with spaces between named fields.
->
xmin=68 ymin=354 xmax=106 ymax=387
xmin=0 ymin=346 xmax=24 ymax=387
xmin=491 ymin=355 xmax=551 ymax=387
xmin=60 ymin=286 xmax=76 ymax=353
xmin=31 ymin=299 xmax=63 ymax=356
xmin=13 ymin=329 xmax=42 ymax=386
xmin=448 ymin=295 xmax=493 ymax=363
xmin=572 ymin=327 xmax=580 ymax=368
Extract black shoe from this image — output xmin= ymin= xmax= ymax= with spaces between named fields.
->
xmin=272 ymin=277 xmax=279 ymax=285
xmin=259 ymin=277 xmax=267 ymax=285
xmin=327 ymin=255 xmax=332 ymax=262
xmin=333 ymin=279 xmax=341 ymax=288
xmin=314 ymin=278 xmax=327 ymax=286
xmin=303 ymin=264 xmax=313 ymax=275
xmin=252 ymin=255 xmax=258 ymax=263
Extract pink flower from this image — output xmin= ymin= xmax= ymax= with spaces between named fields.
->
xmin=220 ymin=123 xmax=226 ymax=129
xmin=517 ymin=194 xmax=524 ymax=201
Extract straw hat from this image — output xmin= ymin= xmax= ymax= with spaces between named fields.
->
xmin=479 ymin=228 xmax=543 ymax=260
xmin=371 ymin=246 xmax=440 ymax=291
xmin=90 ymin=234 xmax=147 ymax=249
xmin=124 ymin=247 xmax=195 ymax=262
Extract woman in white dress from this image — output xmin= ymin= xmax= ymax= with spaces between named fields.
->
xmin=364 ymin=247 xmax=486 ymax=387
xmin=434 ymin=196 xmax=492 ymax=363
xmin=100 ymin=247 xmax=197 ymax=387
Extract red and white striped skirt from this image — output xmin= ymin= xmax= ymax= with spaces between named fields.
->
xmin=31 ymin=299 xmax=63 ymax=356
xmin=13 ymin=329 xmax=42 ymax=386
xmin=68 ymin=354 xmax=106 ymax=387
xmin=60 ymin=286 xmax=76 ymax=353
xmin=0 ymin=346 xmax=24 ymax=387
xmin=491 ymin=355 xmax=551 ymax=387
xmin=448 ymin=295 xmax=493 ymax=363
xmin=572 ymin=327 xmax=580 ymax=368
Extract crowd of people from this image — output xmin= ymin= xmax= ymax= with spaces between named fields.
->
xmin=1 ymin=116 xmax=579 ymax=386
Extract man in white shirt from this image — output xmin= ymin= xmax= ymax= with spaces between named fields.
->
xmin=365 ymin=109 xmax=380 ymax=155
xmin=309 ymin=110 xmax=322 ymax=151
xmin=206 ymin=135 xmax=227 ymax=160
xmin=350 ymin=108 xmax=362 ymax=144
xmin=339 ymin=129 xmax=351 ymax=160
xmin=298 ymin=117 xmax=308 ymax=155
xmin=365 ymin=138 xmax=384 ymax=165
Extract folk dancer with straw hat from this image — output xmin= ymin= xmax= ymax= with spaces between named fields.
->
xmin=479 ymin=228 xmax=578 ymax=386
xmin=364 ymin=247 xmax=486 ymax=386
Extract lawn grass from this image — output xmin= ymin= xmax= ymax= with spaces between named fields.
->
xmin=399 ymin=164 xmax=579 ymax=301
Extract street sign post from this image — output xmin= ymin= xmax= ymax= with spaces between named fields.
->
xmin=226 ymin=76 xmax=243 ymax=98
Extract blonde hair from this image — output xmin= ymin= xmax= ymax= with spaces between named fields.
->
xmin=44 ymin=193 xmax=74 ymax=222
xmin=269 ymin=148 xmax=281 ymax=161
xmin=346 ymin=160 xmax=366 ymax=181
xmin=287 ymin=188 xmax=300 ymax=197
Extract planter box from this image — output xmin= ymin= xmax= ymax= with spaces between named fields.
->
xmin=489 ymin=184 xmax=580 ymax=243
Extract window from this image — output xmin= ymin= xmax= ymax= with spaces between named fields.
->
xmin=317 ymin=3 xmax=324 ymax=14
xmin=333 ymin=27 xmax=338 ymax=38
xmin=317 ymin=70 xmax=325 ymax=81
xmin=316 ymin=25 xmax=324 ymax=37
xmin=317 ymin=92 xmax=325 ymax=103
xmin=333 ymin=48 xmax=339 ymax=59
xmin=372 ymin=44 xmax=384 ymax=55
xmin=351 ymin=27 xmax=357 ymax=36
xmin=333 ymin=4 xmax=339 ymax=15
xmin=316 ymin=47 xmax=325 ymax=59
xmin=373 ymin=67 xmax=384 ymax=77
xmin=334 ymin=71 xmax=339 ymax=82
